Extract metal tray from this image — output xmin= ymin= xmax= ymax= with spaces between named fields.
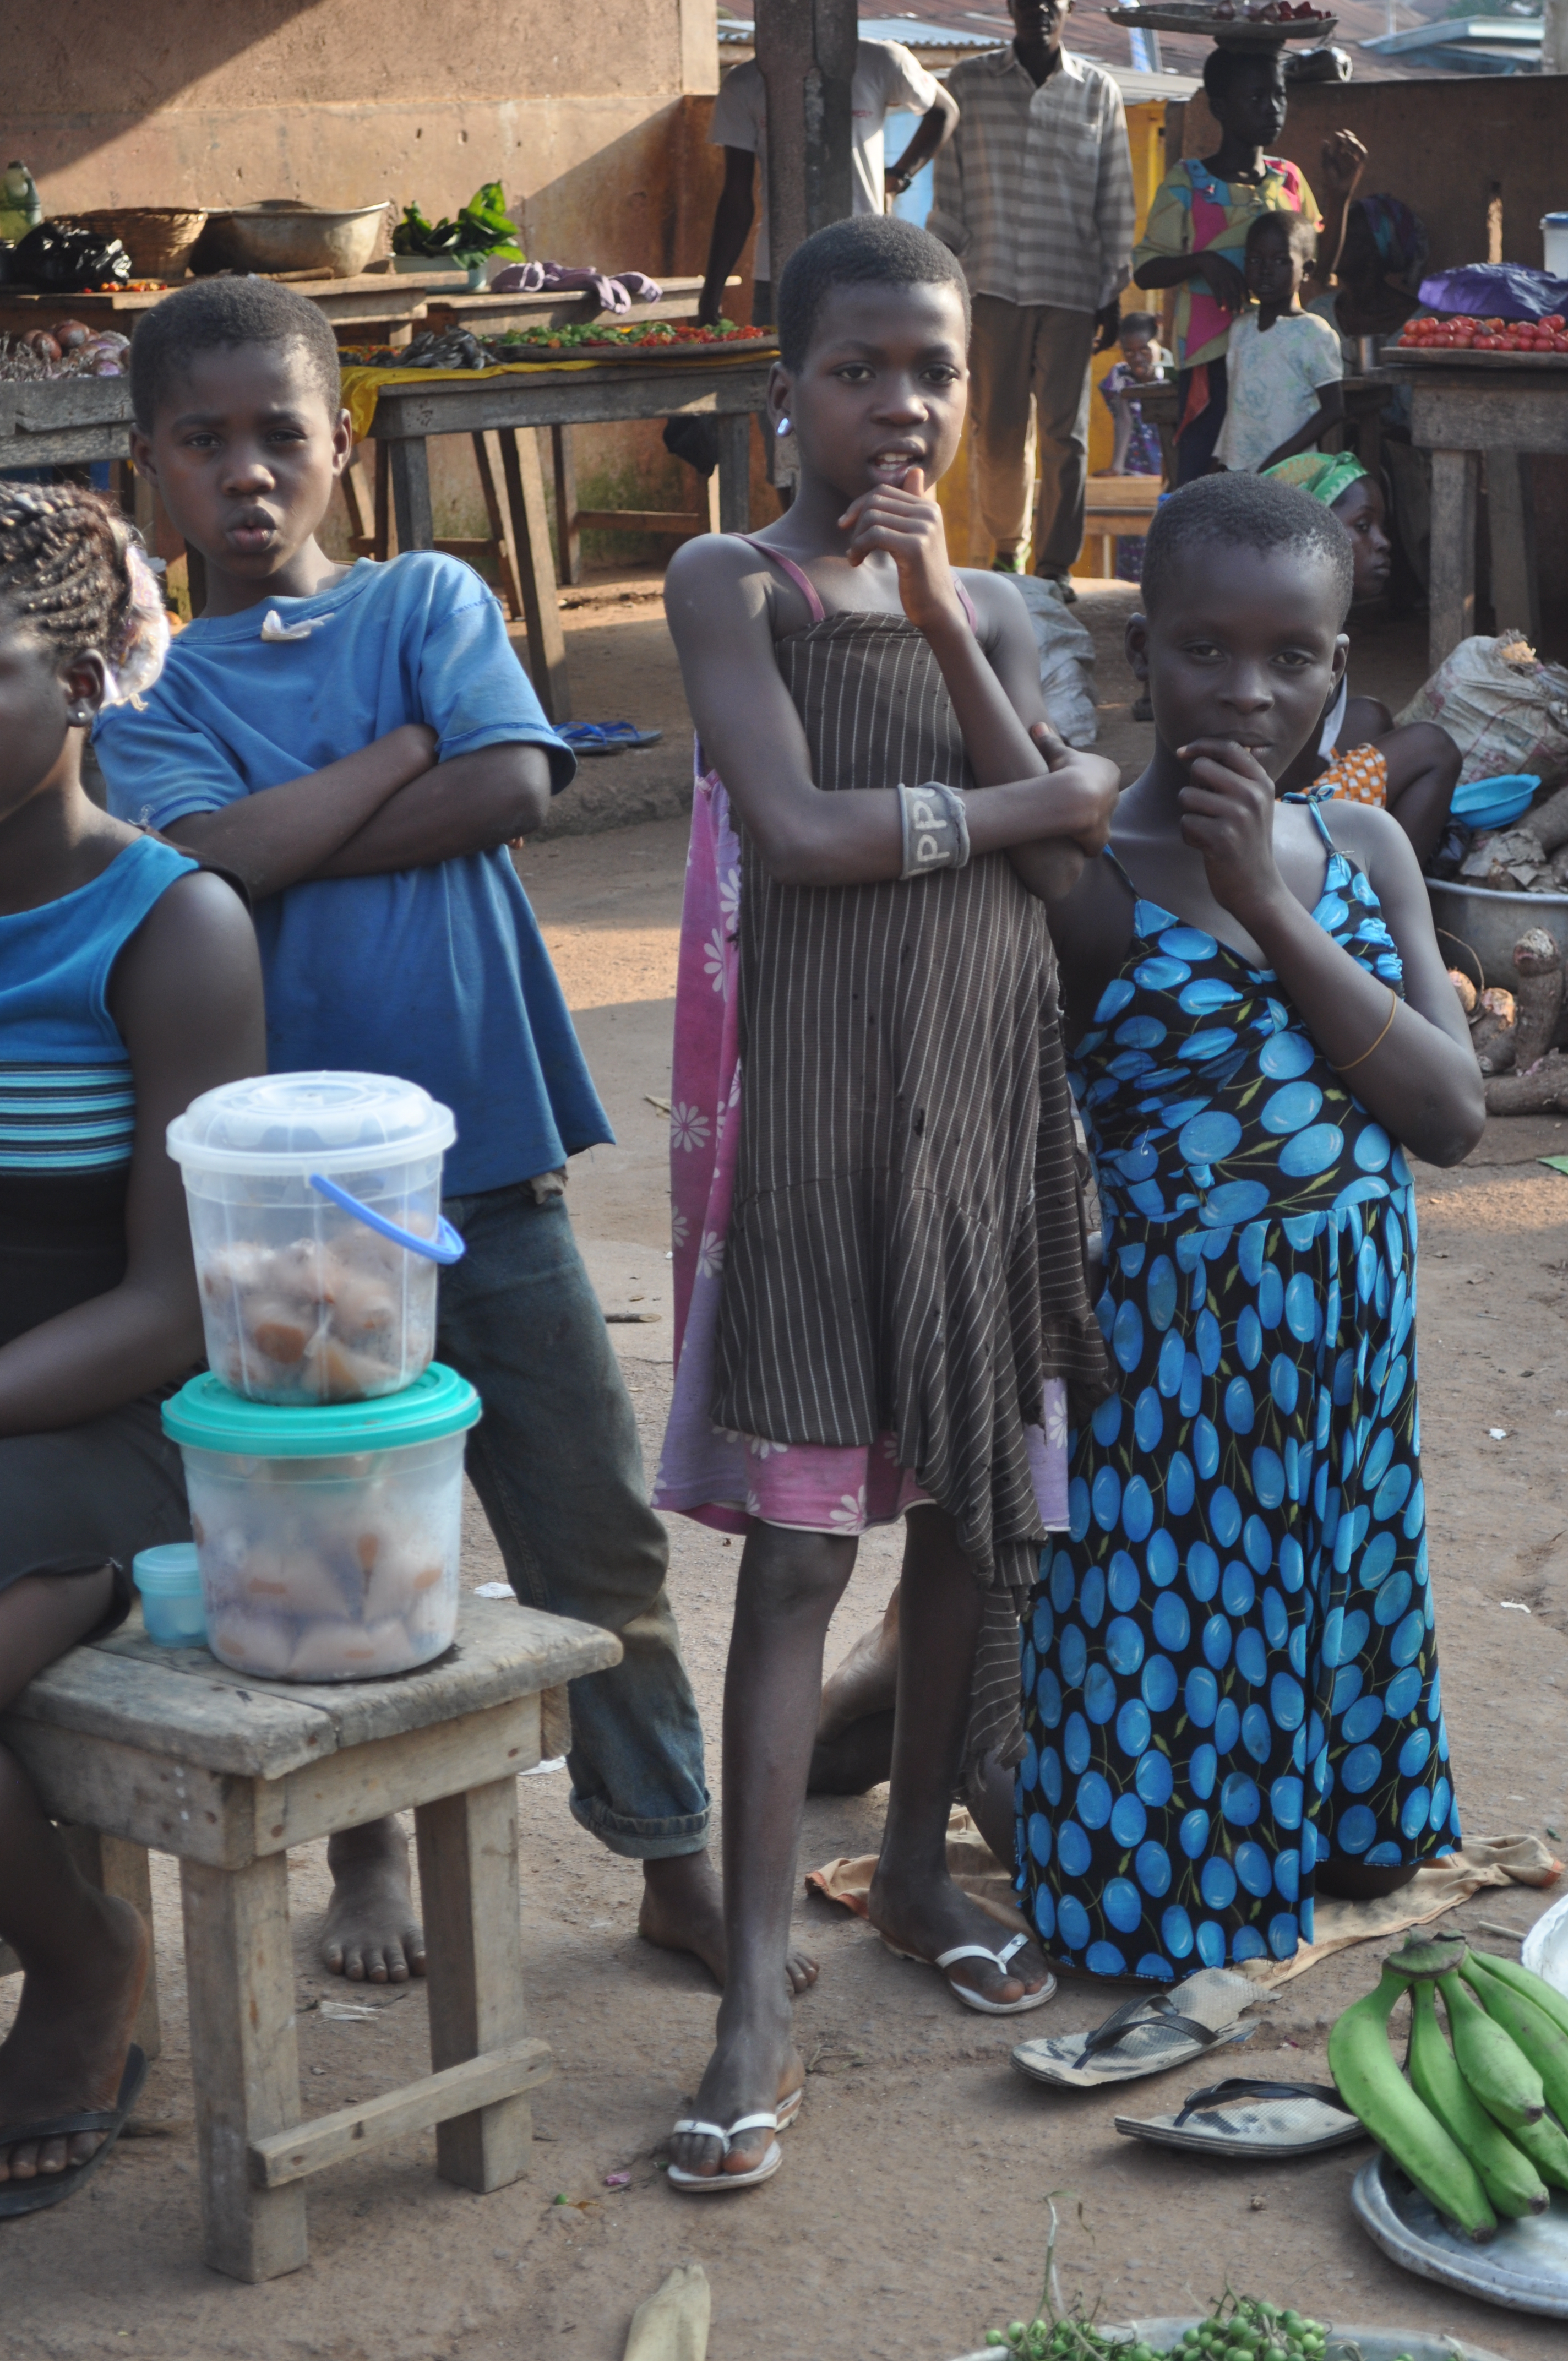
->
xmin=951 ymin=2326 xmax=1510 ymax=2360
xmin=1108 ymin=4 xmax=1337 ymax=42
xmin=1385 ymin=347 xmax=1568 ymax=372
xmin=1352 ymin=2153 xmax=1568 ymax=2318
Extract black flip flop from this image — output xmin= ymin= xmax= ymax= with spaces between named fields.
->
xmin=1114 ymin=2076 xmax=1365 ymax=2159
xmin=0 ymin=2044 xmax=148 ymax=2218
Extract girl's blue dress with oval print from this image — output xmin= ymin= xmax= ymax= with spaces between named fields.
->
xmin=1016 ymin=810 xmax=1458 ymax=1981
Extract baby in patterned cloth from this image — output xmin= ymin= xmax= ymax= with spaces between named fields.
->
xmin=1028 ymin=472 xmax=1484 ymax=1982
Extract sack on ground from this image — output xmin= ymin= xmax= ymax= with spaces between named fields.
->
xmin=1014 ymin=574 xmax=1099 ymax=749
xmin=1396 ymin=632 xmax=1568 ymax=789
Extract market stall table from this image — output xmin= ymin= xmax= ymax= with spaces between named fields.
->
xmin=366 ymin=353 xmax=774 ymax=721
xmin=1382 ymin=350 xmax=1568 ymax=672
xmin=0 ymin=1591 xmax=618 ymax=2281
xmin=0 ymin=268 xmax=461 ymax=348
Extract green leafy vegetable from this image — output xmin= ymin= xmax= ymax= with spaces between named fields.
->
xmin=391 ymin=181 xmax=524 ymax=266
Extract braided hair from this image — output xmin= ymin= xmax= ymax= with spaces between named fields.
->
xmin=0 ymin=482 xmax=168 ymax=702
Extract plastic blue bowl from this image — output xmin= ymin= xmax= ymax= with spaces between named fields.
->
xmin=1452 ymin=773 xmax=1539 ymax=833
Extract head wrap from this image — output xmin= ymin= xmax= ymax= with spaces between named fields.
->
xmin=1353 ymin=194 xmax=1427 ymax=286
xmin=1264 ymin=452 xmax=1369 ymax=511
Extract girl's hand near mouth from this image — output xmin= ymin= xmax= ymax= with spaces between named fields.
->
xmin=1175 ymin=736 xmax=1288 ymax=927
xmin=837 ymin=466 xmax=962 ymax=638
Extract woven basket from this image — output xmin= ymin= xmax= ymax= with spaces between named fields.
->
xmin=73 ymin=208 xmax=208 ymax=281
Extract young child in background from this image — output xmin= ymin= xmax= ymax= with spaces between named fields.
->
xmin=656 ymin=215 xmax=1119 ymax=2189
xmin=95 ymin=278 xmax=748 ymax=2005
xmin=1269 ymin=452 xmax=1459 ymax=867
xmin=1021 ymin=474 xmax=1483 ymax=1981
xmin=1098 ymin=311 xmax=1169 ymax=584
xmin=1216 ymin=214 xmax=1344 ymax=476
xmin=0 ymin=487 xmax=266 ymax=2208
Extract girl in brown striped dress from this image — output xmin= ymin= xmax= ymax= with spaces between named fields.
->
xmin=656 ymin=217 xmax=1119 ymax=2193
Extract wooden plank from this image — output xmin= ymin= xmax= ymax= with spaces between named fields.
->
xmin=181 ymin=1852 xmax=307 ymax=2281
xmin=9 ymin=379 xmax=135 ymax=430
xmin=372 ymin=363 xmax=774 ymax=440
xmin=0 ymin=424 xmax=131 ymax=467
xmin=3 ymin=1645 xmax=330 ymax=1778
xmin=1486 ymin=448 xmax=1540 ymax=639
xmin=573 ymin=508 xmax=709 ymax=535
xmin=5 ymin=1722 xmax=252 ymax=1867
xmin=258 ymin=1694 xmax=543 ymax=1858
xmin=472 ymin=431 xmax=524 ymax=618
xmin=388 ymin=433 xmax=435 ymax=551
xmin=1409 ymin=384 xmax=1568 ymax=457
xmin=59 ymin=1829 xmax=162 ymax=2063
xmin=415 ymin=1777 xmax=532 ymax=2191
xmin=248 ymin=2034 xmax=552 ymax=2188
xmin=551 ymin=423 xmax=582 ymax=587
xmin=716 ymin=411 xmax=752 ymax=535
xmin=498 ymin=427 xmax=571 ymax=725
xmin=1428 ymin=446 xmax=1480 ymax=674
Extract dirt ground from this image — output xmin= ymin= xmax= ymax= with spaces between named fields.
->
xmin=7 ymin=579 xmax=1568 ymax=2360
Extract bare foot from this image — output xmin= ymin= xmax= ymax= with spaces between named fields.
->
xmin=816 ymin=1588 xmax=900 ymax=1743
xmin=0 ymin=1891 xmax=147 ymax=2185
xmin=669 ymin=2003 xmax=805 ymax=2184
xmin=867 ymin=1862 xmax=1052 ymax=2010
xmin=321 ymin=1816 xmax=426 ymax=1982
xmin=638 ymin=1850 xmax=819 ymax=1996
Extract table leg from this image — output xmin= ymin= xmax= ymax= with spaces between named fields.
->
xmin=414 ymin=1776 xmax=531 ymax=2193
xmin=387 ymin=434 xmax=435 ymax=552
xmin=1428 ymin=447 xmax=1480 ymax=674
xmin=1485 ymin=449 xmax=1540 ymax=641
xmin=472 ymin=432 xmax=524 ymax=621
xmin=551 ymin=425 xmax=582 ymax=588
xmin=716 ymin=412 xmax=752 ymax=534
xmin=179 ymin=1852 xmax=306 ymax=2282
xmin=374 ymin=438 xmax=391 ymax=561
xmin=497 ymin=428 xmax=571 ymax=725
xmin=59 ymin=1828 xmax=161 ymax=2063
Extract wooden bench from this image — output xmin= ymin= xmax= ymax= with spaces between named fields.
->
xmin=0 ymin=1593 xmax=618 ymax=2281
xmin=1079 ymin=474 xmax=1166 ymax=579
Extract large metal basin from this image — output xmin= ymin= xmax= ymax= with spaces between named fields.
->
xmin=193 ymin=202 xmax=388 ymax=280
xmin=951 ymin=2327 xmax=1508 ymax=2359
xmin=1427 ymin=875 xmax=1568 ymax=992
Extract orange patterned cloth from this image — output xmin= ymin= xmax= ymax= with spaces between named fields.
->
xmin=1308 ymin=742 xmax=1389 ymax=808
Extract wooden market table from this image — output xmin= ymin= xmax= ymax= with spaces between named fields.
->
xmin=0 ymin=268 xmax=469 ymax=348
xmin=0 ymin=1592 xmax=617 ymax=2281
xmin=1382 ymin=350 xmax=1568 ymax=672
xmin=367 ymin=353 xmax=774 ymax=721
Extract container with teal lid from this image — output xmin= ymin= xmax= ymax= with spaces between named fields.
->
xmin=164 ymin=1364 xmax=482 ymax=1682
xmin=168 ymin=1071 xmax=462 ymax=1408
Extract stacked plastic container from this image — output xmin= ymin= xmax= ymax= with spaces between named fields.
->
xmin=162 ymin=1074 xmax=481 ymax=1682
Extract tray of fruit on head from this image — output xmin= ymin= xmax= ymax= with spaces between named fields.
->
xmin=1389 ymin=313 xmax=1568 ymax=366
xmin=1107 ymin=2 xmax=1336 ymax=45
xmin=339 ymin=318 xmax=776 ymax=374
xmin=1328 ymin=1934 xmax=1568 ymax=2316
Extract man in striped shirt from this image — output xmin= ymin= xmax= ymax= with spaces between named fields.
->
xmin=930 ymin=0 xmax=1136 ymax=592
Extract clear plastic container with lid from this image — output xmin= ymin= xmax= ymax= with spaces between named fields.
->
xmin=163 ymin=1363 xmax=482 ymax=1681
xmin=167 ymin=1072 xmax=461 ymax=1406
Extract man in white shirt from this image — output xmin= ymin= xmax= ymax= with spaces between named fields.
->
xmin=699 ymin=39 xmax=959 ymax=328
xmin=930 ymin=0 xmax=1135 ymax=592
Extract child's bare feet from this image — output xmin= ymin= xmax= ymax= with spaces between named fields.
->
xmin=668 ymin=2002 xmax=805 ymax=2184
xmin=0 ymin=1890 xmax=147 ymax=2184
xmin=867 ymin=1862 xmax=1051 ymax=2009
xmin=815 ymin=1589 xmax=900 ymax=1742
xmin=320 ymin=1816 xmax=425 ymax=1982
xmin=638 ymin=1851 xmax=818 ymax=1995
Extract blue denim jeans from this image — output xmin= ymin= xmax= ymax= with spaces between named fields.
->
xmin=436 ymin=1183 xmax=710 ymax=1859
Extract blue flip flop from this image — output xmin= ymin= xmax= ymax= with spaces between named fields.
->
xmin=560 ymin=721 xmax=662 ymax=756
xmin=0 ymin=2044 xmax=149 ymax=2217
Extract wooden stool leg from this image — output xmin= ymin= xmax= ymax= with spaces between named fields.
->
xmin=497 ymin=429 xmax=571 ymax=725
xmin=414 ymin=1776 xmax=531 ymax=2193
xmin=551 ymin=425 xmax=582 ymax=587
xmin=59 ymin=1828 xmax=162 ymax=2062
xmin=180 ymin=1852 xmax=306 ymax=2282
xmin=716 ymin=412 xmax=752 ymax=533
xmin=1428 ymin=447 xmax=1479 ymax=673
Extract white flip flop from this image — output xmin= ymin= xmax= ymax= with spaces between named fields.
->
xmin=667 ymin=2109 xmax=785 ymax=2194
xmin=935 ymin=1934 xmax=1057 ymax=2016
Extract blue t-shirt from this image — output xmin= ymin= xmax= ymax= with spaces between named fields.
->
xmin=96 ymin=554 xmax=611 ymax=1194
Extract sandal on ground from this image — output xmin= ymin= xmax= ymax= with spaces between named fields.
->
xmin=666 ymin=2082 xmax=803 ymax=2194
xmin=1012 ymin=1968 xmax=1257 ymax=2092
xmin=0 ymin=2044 xmax=148 ymax=2219
xmin=560 ymin=721 xmax=662 ymax=756
xmin=885 ymin=1928 xmax=1055 ymax=2015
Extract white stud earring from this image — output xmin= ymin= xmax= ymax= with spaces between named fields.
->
xmin=775 ymin=415 xmax=792 ymax=438
xmin=67 ymin=701 xmax=94 ymax=726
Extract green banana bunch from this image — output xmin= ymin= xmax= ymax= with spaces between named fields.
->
xmin=1439 ymin=1970 xmax=1547 ymax=2130
xmin=1469 ymin=1947 xmax=1568 ymax=2043
xmin=1406 ymin=1980 xmax=1549 ymax=2218
xmin=1327 ymin=1965 xmax=1497 ymax=2239
xmin=1462 ymin=1952 xmax=1568 ymax=2125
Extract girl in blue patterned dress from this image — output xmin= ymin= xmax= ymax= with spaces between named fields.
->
xmin=1022 ymin=474 xmax=1485 ymax=1981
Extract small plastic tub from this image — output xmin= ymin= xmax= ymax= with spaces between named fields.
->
xmin=133 ymin=1543 xmax=208 ymax=1647
xmin=1544 ymin=213 xmax=1568 ymax=279
xmin=167 ymin=1072 xmax=463 ymax=1406
xmin=162 ymin=1364 xmax=482 ymax=1682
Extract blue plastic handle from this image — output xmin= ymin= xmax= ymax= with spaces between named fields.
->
xmin=308 ymin=1173 xmax=466 ymax=1265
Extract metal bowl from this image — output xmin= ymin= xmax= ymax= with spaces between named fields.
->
xmin=192 ymin=202 xmax=388 ymax=281
xmin=950 ymin=2325 xmax=1509 ymax=2359
xmin=1426 ymin=875 xmax=1568 ymax=992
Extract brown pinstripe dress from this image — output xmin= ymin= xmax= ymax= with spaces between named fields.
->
xmin=708 ymin=580 xmax=1108 ymax=1609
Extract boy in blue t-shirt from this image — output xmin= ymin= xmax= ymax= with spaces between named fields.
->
xmin=97 ymin=279 xmax=745 ymax=1994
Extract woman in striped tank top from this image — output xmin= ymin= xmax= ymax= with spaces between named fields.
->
xmin=0 ymin=487 xmax=264 ymax=2210
xmin=656 ymin=217 xmax=1121 ymax=2191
